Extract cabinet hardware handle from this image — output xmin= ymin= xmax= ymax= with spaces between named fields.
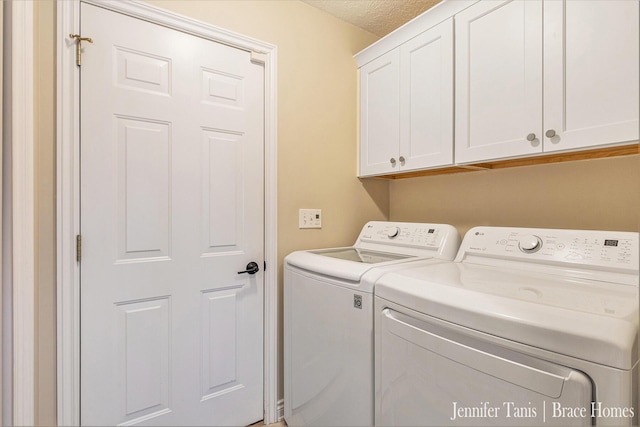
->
xmin=399 ymin=156 xmax=405 ymax=163
xmin=526 ymin=133 xmax=536 ymax=142
xmin=545 ymin=129 xmax=556 ymax=138
xmin=390 ymin=158 xmax=396 ymax=165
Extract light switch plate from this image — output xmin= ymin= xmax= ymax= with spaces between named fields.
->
xmin=299 ymin=209 xmax=322 ymax=229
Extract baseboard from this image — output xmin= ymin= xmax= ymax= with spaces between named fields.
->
xmin=277 ymin=399 xmax=284 ymax=422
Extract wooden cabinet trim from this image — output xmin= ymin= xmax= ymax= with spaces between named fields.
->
xmin=365 ymin=144 xmax=639 ymax=180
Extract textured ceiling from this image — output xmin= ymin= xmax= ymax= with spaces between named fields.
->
xmin=302 ymin=0 xmax=442 ymax=37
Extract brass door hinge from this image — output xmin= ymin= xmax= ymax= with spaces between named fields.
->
xmin=76 ymin=235 xmax=82 ymax=262
xmin=69 ymin=34 xmax=93 ymax=66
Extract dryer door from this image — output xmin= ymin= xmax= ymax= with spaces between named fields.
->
xmin=377 ymin=308 xmax=593 ymax=426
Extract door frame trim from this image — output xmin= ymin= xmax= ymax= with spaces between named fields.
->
xmin=56 ymin=1 xmax=279 ymax=425
xmin=11 ymin=1 xmax=35 ymax=425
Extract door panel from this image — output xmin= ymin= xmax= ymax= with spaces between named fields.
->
xmin=359 ymin=49 xmax=401 ymax=176
xmin=116 ymin=297 xmax=171 ymax=423
xmin=117 ymin=117 xmax=171 ymax=261
xmin=543 ymin=0 xmax=639 ymax=152
xmin=400 ymin=18 xmax=453 ymax=171
xmin=202 ymin=130 xmax=243 ymax=253
xmin=201 ymin=288 xmax=240 ymax=396
xmin=80 ymin=4 xmax=264 ymax=426
xmin=455 ymin=0 xmax=543 ymax=163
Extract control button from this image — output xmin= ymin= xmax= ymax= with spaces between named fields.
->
xmin=387 ymin=227 xmax=401 ymax=239
xmin=518 ymin=235 xmax=543 ymax=253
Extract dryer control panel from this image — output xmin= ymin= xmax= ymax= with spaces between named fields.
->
xmin=458 ymin=227 xmax=639 ymax=282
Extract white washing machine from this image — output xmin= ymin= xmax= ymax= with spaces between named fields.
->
xmin=374 ymin=226 xmax=639 ymax=426
xmin=284 ymin=221 xmax=461 ymax=426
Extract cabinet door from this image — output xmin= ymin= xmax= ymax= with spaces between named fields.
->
xmin=543 ymin=0 xmax=639 ymax=152
xmin=455 ymin=0 xmax=543 ymax=164
xmin=359 ymin=49 xmax=400 ymax=177
xmin=399 ymin=18 xmax=454 ymax=171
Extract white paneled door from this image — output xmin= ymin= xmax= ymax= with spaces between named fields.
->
xmin=80 ymin=3 xmax=264 ymax=426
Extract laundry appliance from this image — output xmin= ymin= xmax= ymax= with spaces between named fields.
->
xmin=374 ymin=226 xmax=639 ymax=426
xmin=284 ymin=221 xmax=461 ymax=426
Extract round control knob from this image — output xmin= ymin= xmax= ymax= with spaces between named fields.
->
xmin=387 ymin=227 xmax=401 ymax=239
xmin=518 ymin=235 xmax=542 ymax=253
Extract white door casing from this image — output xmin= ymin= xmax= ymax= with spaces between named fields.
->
xmin=11 ymin=1 xmax=35 ymax=425
xmin=57 ymin=1 xmax=279 ymax=425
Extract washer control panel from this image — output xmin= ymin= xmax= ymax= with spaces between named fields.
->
xmin=359 ymin=222 xmax=449 ymax=248
xmin=518 ymin=235 xmax=543 ymax=253
xmin=355 ymin=222 xmax=460 ymax=260
xmin=460 ymin=227 xmax=639 ymax=271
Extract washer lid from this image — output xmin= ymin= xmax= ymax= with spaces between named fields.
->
xmin=310 ymin=248 xmax=411 ymax=263
xmin=375 ymin=262 xmax=639 ymax=369
xmin=285 ymin=247 xmax=419 ymax=282
xmin=284 ymin=221 xmax=461 ymax=282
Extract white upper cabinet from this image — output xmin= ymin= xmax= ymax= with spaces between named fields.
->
xmin=360 ymin=49 xmax=401 ymax=177
xmin=543 ymin=0 xmax=639 ymax=153
xmin=455 ymin=0 xmax=543 ymax=164
xmin=358 ymin=0 xmax=639 ymax=176
xmin=400 ymin=18 xmax=454 ymax=173
xmin=456 ymin=0 xmax=639 ymax=164
xmin=359 ymin=18 xmax=454 ymax=177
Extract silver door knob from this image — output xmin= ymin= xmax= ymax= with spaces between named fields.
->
xmin=390 ymin=158 xmax=396 ymax=165
xmin=545 ymin=129 xmax=556 ymax=138
xmin=399 ymin=156 xmax=405 ymax=163
xmin=526 ymin=133 xmax=536 ymax=142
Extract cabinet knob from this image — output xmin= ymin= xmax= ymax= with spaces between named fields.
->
xmin=399 ymin=156 xmax=405 ymax=163
xmin=390 ymin=158 xmax=396 ymax=165
xmin=526 ymin=133 xmax=536 ymax=142
xmin=545 ymin=129 xmax=556 ymax=138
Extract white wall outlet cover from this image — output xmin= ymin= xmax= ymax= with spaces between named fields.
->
xmin=299 ymin=209 xmax=322 ymax=229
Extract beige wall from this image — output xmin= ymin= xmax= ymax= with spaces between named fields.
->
xmin=34 ymin=1 xmax=385 ymax=423
xmin=389 ymin=155 xmax=640 ymax=237
xmin=34 ymin=1 xmax=57 ymax=425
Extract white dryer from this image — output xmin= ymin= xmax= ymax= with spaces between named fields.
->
xmin=374 ymin=226 xmax=639 ymax=426
xmin=284 ymin=221 xmax=461 ymax=426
